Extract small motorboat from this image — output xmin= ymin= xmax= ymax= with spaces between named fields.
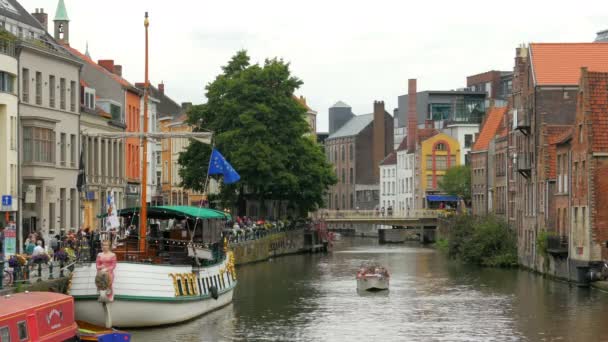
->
xmin=77 ymin=320 xmax=131 ymax=341
xmin=356 ymin=263 xmax=389 ymax=291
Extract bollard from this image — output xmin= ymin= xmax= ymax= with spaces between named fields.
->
xmin=37 ymin=262 xmax=42 ymax=282
xmin=49 ymin=262 xmax=54 ymax=279
xmin=60 ymin=261 xmax=64 ymax=278
xmin=0 ymin=260 xmax=4 ymax=289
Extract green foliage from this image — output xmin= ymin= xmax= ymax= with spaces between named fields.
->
xmin=178 ymin=50 xmax=336 ymax=216
xmin=536 ymin=230 xmax=551 ymax=257
xmin=439 ymin=165 xmax=471 ymax=202
xmin=435 ymin=238 xmax=449 ymax=252
xmin=444 ymin=214 xmax=517 ymax=267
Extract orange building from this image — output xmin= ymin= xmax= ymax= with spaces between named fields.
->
xmin=125 ymin=89 xmax=142 ymax=207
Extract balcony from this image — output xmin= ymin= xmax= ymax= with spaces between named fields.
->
xmin=515 ymin=108 xmax=530 ymax=135
xmin=0 ymin=38 xmax=16 ymax=57
xmin=547 ymin=235 xmax=568 ymax=256
xmin=517 ymin=152 xmax=532 ymax=178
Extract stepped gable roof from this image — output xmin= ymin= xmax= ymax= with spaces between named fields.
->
xmin=530 ymin=43 xmax=608 ymax=86
xmin=472 ymin=106 xmax=507 ymax=151
xmin=546 ymin=125 xmax=572 ymax=179
xmin=327 ymin=114 xmax=372 ymax=139
xmin=62 ymin=44 xmax=136 ymax=90
xmin=586 ymin=71 xmax=608 ymax=152
xmin=380 ymin=151 xmax=397 ymax=166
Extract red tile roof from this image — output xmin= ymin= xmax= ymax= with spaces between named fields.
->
xmin=586 ymin=71 xmax=608 ymax=153
xmin=416 ymin=128 xmax=439 ymax=144
xmin=472 ymin=106 xmax=507 ymax=151
xmin=62 ymin=43 xmax=136 ymax=89
xmin=380 ymin=151 xmax=397 ymax=166
xmin=546 ymin=125 xmax=572 ymax=179
xmin=530 ymin=43 xmax=608 ymax=86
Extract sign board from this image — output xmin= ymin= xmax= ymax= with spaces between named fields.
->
xmin=25 ymin=185 xmax=36 ymax=204
xmin=85 ymin=191 xmax=96 ymax=200
xmin=3 ymin=222 xmax=16 ymax=259
xmin=126 ymin=184 xmax=140 ymax=195
xmin=1 ymin=195 xmax=11 ymax=207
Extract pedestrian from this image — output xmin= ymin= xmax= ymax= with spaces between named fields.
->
xmin=25 ymin=236 xmax=35 ymax=255
xmin=50 ymin=234 xmax=60 ymax=254
xmin=32 ymin=240 xmax=45 ymax=256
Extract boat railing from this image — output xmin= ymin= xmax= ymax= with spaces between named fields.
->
xmin=0 ymin=258 xmax=74 ymax=290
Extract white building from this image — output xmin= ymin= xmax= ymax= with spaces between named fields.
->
xmin=139 ymin=92 xmax=160 ymax=205
xmin=396 ymin=140 xmax=416 ymax=215
xmin=441 ymin=123 xmax=477 ymax=164
xmin=379 ymin=152 xmax=396 ymax=212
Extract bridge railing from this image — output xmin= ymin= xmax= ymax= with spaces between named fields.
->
xmin=315 ymin=209 xmax=446 ymax=220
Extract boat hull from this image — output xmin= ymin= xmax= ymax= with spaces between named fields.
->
xmin=70 ymin=253 xmax=237 ymax=328
xmin=357 ymin=276 xmax=389 ymax=291
xmin=74 ymin=288 xmax=234 ymax=328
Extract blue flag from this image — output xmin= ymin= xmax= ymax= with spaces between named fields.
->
xmin=208 ymin=149 xmax=241 ymax=184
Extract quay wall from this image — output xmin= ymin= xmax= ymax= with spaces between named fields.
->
xmin=230 ymin=229 xmax=305 ymax=266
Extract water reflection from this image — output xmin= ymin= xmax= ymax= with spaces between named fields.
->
xmin=132 ymin=238 xmax=608 ymax=341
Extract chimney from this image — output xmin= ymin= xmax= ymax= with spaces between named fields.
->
xmin=407 ymin=79 xmax=418 ymax=153
xmin=181 ymin=102 xmax=192 ymax=110
xmin=31 ymin=8 xmax=48 ymax=32
xmin=373 ymin=100 xmax=386 ymax=180
xmin=98 ymin=60 xmax=114 ymax=73
xmin=113 ymin=65 xmax=122 ymax=77
xmin=158 ymin=82 xmax=165 ymax=95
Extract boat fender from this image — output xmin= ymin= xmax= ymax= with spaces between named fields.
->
xmin=209 ymin=286 xmax=219 ymax=300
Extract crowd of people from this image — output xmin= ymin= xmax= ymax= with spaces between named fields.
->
xmin=225 ymin=216 xmax=306 ymax=242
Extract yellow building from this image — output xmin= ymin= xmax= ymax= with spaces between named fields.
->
xmin=416 ymin=132 xmax=460 ymax=208
xmin=159 ymin=113 xmax=210 ymax=206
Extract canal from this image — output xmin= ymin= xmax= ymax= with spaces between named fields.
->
xmin=132 ymin=237 xmax=608 ymax=341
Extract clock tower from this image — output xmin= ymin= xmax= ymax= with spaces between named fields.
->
xmin=53 ymin=0 xmax=69 ymax=44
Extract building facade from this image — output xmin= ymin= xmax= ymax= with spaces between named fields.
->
xmin=325 ymin=101 xmax=394 ymax=211
xmin=379 ymin=152 xmax=396 ymax=211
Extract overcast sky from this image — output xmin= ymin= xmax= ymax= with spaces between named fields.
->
xmin=21 ymin=0 xmax=608 ymax=132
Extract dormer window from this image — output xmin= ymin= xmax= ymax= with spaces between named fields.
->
xmin=84 ymin=87 xmax=95 ymax=110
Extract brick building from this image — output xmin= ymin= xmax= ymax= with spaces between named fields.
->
xmin=509 ymin=43 xmax=608 ymax=278
xmin=470 ymin=106 xmax=507 ymax=216
xmin=325 ymin=101 xmax=393 ymax=210
xmin=467 ymin=70 xmax=513 ymax=102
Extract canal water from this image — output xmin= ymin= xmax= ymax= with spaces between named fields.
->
xmin=131 ymin=238 xmax=608 ymax=341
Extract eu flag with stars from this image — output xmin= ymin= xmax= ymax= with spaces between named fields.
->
xmin=209 ymin=149 xmax=241 ymax=184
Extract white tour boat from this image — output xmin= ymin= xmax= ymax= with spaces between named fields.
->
xmin=356 ymin=263 xmax=389 ymax=291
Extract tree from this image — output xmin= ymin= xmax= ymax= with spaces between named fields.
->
xmin=438 ymin=165 xmax=471 ymax=202
xmin=178 ymin=50 xmax=336 ymax=216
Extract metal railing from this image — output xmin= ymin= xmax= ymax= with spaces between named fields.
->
xmin=0 ymin=259 xmax=73 ymax=290
xmin=316 ymin=209 xmax=444 ymax=220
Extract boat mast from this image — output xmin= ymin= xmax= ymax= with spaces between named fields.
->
xmin=139 ymin=12 xmax=150 ymax=253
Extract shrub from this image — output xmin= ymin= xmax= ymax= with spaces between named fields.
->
xmin=444 ymin=214 xmax=517 ymax=268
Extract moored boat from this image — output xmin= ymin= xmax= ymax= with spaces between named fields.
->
xmin=356 ymin=263 xmax=389 ymax=291
xmin=0 ymin=292 xmax=79 ymax=341
xmin=69 ymin=206 xmax=237 ymax=328
xmin=77 ymin=320 xmax=130 ymax=341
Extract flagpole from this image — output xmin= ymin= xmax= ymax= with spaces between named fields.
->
xmin=201 ymin=143 xmax=215 ymax=204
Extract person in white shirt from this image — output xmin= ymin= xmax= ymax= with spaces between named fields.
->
xmin=32 ymin=240 xmax=45 ymax=256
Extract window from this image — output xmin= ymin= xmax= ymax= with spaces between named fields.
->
xmin=70 ymin=80 xmax=76 ymax=111
xmin=59 ymin=188 xmax=66 ymax=230
xmin=17 ymin=321 xmax=28 ymax=341
xmin=349 ymin=144 xmax=354 ymax=161
xmin=464 ymin=134 xmax=473 ymax=148
xmin=579 ymin=124 xmax=583 ymax=143
xmin=22 ymin=68 xmax=29 ymax=102
xmin=0 ymin=326 xmax=9 ymax=342
xmin=349 ymin=167 xmax=353 ymax=184
xmin=70 ymin=188 xmax=77 ymax=229
xmin=9 ymin=116 xmax=15 ymax=150
xmin=341 ymin=168 xmax=345 ymax=183
xmin=35 ymin=71 xmax=42 ymax=105
xmin=0 ymin=71 xmax=14 ymax=93
xmin=59 ymin=77 xmax=66 ymax=110
xmin=341 ymin=145 xmax=345 ymax=161
xmin=49 ymin=75 xmax=55 ymax=107
xmin=435 ymin=143 xmax=446 ymax=151
xmin=60 ymin=133 xmax=66 ymax=166
xmin=70 ymin=134 xmax=76 ymax=167
xmin=110 ymin=103 xmax=121 ymax=122
xmin=23 ymin=127 xmax=55 ymax=163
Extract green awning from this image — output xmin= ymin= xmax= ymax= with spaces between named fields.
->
xmin=98 ymin=206 xmax=231 ymax=221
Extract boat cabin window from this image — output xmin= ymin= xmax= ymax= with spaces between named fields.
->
xmin=0 ymin=326 xmax=10 ymax=342
xmin=17 ymin=321 xmax=27 ymax=341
